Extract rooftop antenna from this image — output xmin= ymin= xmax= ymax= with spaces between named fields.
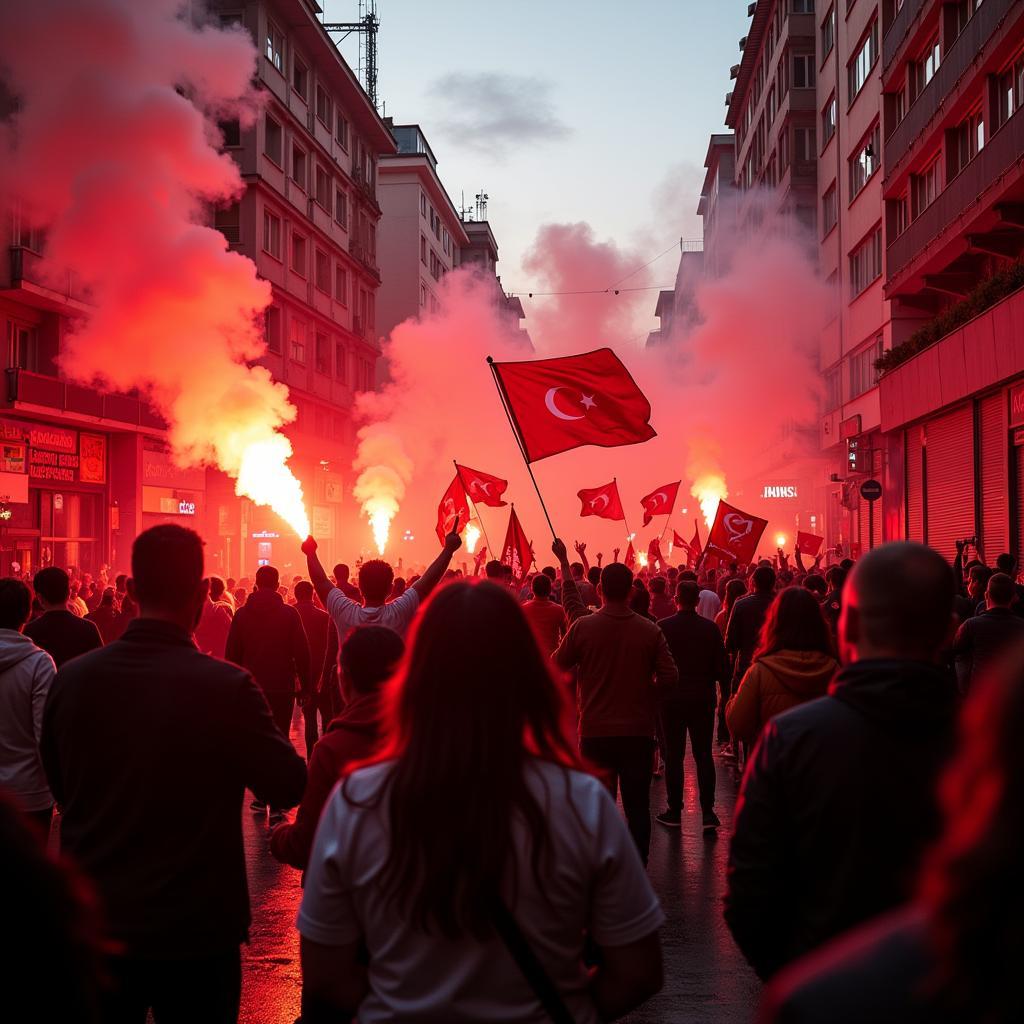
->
xmin=475 ymin=189 xmax=489 ymax=221
xmin=323 ymin=0 xmax=380 ymax=110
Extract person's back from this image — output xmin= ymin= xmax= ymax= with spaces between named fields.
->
xmin=658 ymin=600 xmax=728 ymax=704
xmin=86 ymin=589 xmax=120 ymax=645
xmin=952 ymin=572 xmax=1024 ymax=692
xmin=725 ymin=567 xmax=777 ymax=683
xmin=522 ymin=573 xmax=567 ymax=656
xmin=24 ymin=567 xmax=102 ymax=668
xmin=725 ymin=542 xmax=959 ymax=980
xmin=293 ymin=588 xmax=330 ymax=681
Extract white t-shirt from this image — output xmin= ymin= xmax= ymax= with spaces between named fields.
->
xmin=297 ymin=759 xmax=664 ymax=1023
xmin=326 ymin=587 xmax=420 ymax=638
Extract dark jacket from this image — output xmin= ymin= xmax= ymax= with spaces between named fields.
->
xmin=657 ymin=609 xmax=728 ymax=706
xmin=952 ymin=607 xmax=1024 ymax=693
xmin=225 ymin=588 xmax=311 ymax=698
xmin=85 ymin=604 xmax=120 ymax=646
xmin=724 ymin=659 xmax=958 ymax=980
xmin=40 ymin=619 xmax=306 ymax=958
xmin=725 ymin=591 xmax=775 ymax=683
xmin=294 ymin=599 xmax=330 ymax=689
xmin=23 ymin=609 xmax=102 ymax=668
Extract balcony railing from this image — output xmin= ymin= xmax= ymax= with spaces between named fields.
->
xmin=348 ymin=236 xmax=380 ymax=277
xmin=884 ymin=0 xmax=1015 ymax=178
xmin=9 ymin=247 xmax=91 ymax=307
xmin=883 ymin=0 xmax=926 ymax=73
xmin=886 ymin=106 xmax=1024 ymax=285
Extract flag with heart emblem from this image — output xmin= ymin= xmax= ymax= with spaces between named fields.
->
xmin=455 ymin=463 xmax=509 ymax=508
xmin=640 ymin=480 xmax=680 ymax=527
xmin=490 ymin=348 xmax=656 ymax=462
xmin=796 ymin=530 xmax=824 ymax=557
xmin=500 ymin=506 xmax=532 ymax=577
xmin=435 ymin=474 xmax=471 ymax=544
xmin=577 ymin=481 xmax=625 ymax=521
xmin=704 ymin=500 xmax=768 ymax=565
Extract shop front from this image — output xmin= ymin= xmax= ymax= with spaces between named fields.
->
xmin=140 ymin=439 xmax=207 ymax=535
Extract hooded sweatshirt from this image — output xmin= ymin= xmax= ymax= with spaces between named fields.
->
xmin=726 ymin=649 xmax=838 ymax=745
xmin=0 ymin=629 xmax=56 ymax=811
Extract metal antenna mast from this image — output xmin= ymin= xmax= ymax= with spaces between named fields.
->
xmin=323 ymin=1 xmax=380 ymax=110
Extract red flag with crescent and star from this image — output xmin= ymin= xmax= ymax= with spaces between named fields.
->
xmin=500 ymin=506 xmax=532 ymax=577
xmin=796 ymin=530 xmax=825 ymax=557
xmin=640 ymin=480 xmax=680 ymax=527
xmin=490 ymin=348 xmax=656 ymax=463
xmin=455 ymin=463 xmax=509 ymax=508
xmin=624 ymin=541 xmax=636 ymax=570
xmin=577 ymin=481 xmax=625 ymax=521
xmin=704 ymin=500 xmax=768 ymax=565
xmin=435 ymin=474 xmax=472 ymax=544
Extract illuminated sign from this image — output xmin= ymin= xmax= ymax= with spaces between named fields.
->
xmin=251 ymin=530 xmax=279 ymax=539
xmin=178 ymin=500 xmax=196 ymax=516
xmin=762 ymin=485 xmax=798 ymax=499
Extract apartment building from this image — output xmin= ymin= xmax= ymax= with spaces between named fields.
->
xmin=697 ymin=133 xmax=738 ymax=278
xmin=459 ymin=219 xmax=531 ymax=345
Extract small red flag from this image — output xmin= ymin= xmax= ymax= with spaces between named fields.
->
xmin=705 ymin=500 xmax=768 ymax=565
xmin=672 ymin=529 xmax=686 ymax=548
xmin=491 ymin=348 xmax=656 ymax=463
xmin=577 ymin=481 xmax=625 ymax=521
xmin=647 ymin=537 xmax=664 ymax=571
xmin=500 ymin=506 xmax=532 ymax=577
xmin=796 ymin=530 xmax=824 ymax=557
xmin=640 ymin=480 xmax=680 ymax=527
xmin=455 ymin=463 xmax=508 ymax=508
xmin=688 ymin=519 xmax=703 ymax=562
xmin=435 ymin=474 xmax=472 ymax=544
xmin=624 ymin=541 xmax=636 ymax=570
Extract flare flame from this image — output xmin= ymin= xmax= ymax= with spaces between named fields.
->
xmin=236 ymin=438 xmax=309 ymax=539
xmin=465 ymin=523 xmax=481 ymax=554
xmin=692 ymin=474 xmax=728 ymax=531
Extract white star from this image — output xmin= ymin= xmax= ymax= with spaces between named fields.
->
xmin=580 ymin=394 xmax=596 ymax=410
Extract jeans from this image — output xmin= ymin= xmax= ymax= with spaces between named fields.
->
xmin=717 ymin=676 xmax=733 ymax=743
xmin=580 ymin=735 xmax=655 ymax=864
xmin=302 ymin=691 xmax=333 ymax=759
xmin=659 ymin=699 xmax=716 ymax=814
xmin=100 ymin=949 xmax=241 ymax=1024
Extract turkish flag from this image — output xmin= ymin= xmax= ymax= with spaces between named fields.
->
xmin=704 ymin=500 xmax=768 ymax=565
xmin=455 ymin=463 xmax=508 ymax=507
xmin=647 ymin=537 xmax=664 ymax=571
xmin=624 ymin=541 xmax=636 ymax=570
xmin=491 ymin=348 xmax=656 ymax=463
xmin=689 ymin=519 xmax=702 ymax=559
xmin=672 ymin=529 xmax=686 ymax=548
xmin=435 ymin=475 xmax=471 ymax=544
xmin=797 ymin=530 xmax=824 ymax=557
xmin=640 ymin=480 xmax=680 ymax=527
xmin=500 ymin=506 xmax=532 ymax=577
xmin=578 ymin=480 xmax=625 ymax=521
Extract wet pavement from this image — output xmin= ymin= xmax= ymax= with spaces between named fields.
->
xmin=240 ymin=711 xmax=760 ymax=1023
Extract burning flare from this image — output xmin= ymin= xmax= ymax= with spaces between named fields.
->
xmin=692 ymin=473 xmax=728 ymax=531
xmin=465 ymin=522 xmax=481 ymax=554
xmin=236 ymin=437 xmax=309 ymax=539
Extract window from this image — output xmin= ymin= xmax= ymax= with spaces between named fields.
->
xmin=292 ymin=56 xmax=308 ymax=100
xmin=825 ymin=365 xmax=841 ymax=410
xmin=849 ymin=227 xmax=883 ymax=297
xmin=822 ymin=183 xmax=838 ymax=235
xmin=795 ymin=125 xmax=817 ymax=162
xmin=262 ymin=209 xmax=281 ymax=259
xmin=911 ymin=156 xmax=942 ymax=217
xmin=953 ymin=0 xmax=983 ymax=38
xmin=792 ymin=0 xmax=814 ymax=12
xmin=290 ymin=232 xmax=307 ymax=276
xmin=848 ymin=20 xmax=878 ymax=102
xmin=289 ymin=318 xmax=307 ymax=364
xmin=265 ymin=22 xmax=284 ymax=73
xmin=334 ymin=188 xmax=348 ymax=229
xmin=767 ymin=86 xmax=777 ymax=126
xmin=420 ymin=234 xmax=427 ymax=265
xmin=779 ymin=126 xmax=791 ymax=170
xmin=291 ymin=145 xmax=307 ymax=190
xmin=420 ymin=192 xmax=427 ymax=217
xmin=890 ymin=193 xmax=909 ymax=238
xmin=849 ymin=123 xmax=880 ymax=198
xmin=264 ymin=305 xmax=282 ymax=354
xmin=335 ymin=112 xmax=349 ymax=149
xmin=7 ymin=320 xmax=39 ymax=372
xmin=849 ymin=337 xmax=884 ymax=398
xmin=315 ymin=165 xmax=331 ymax=211
xmin=821 ymin=5 xmax=835 ymax=57
xmin=442 ymin=227 xmax=450 ymax=256
xmin=264 ymin=115 xmax=282 ymax=166
xmin=219 ymin=119 xmax=240 ymax=147
xmin=911 ymin=36 xmax=940 ymax=100
xmin=793 ymin=53 xmax=816 ymax=89
xmin=996 ymin=52 xmax=1024 ymax=130
xmin=315 ymin=85 xmax=332 ymax=126
xmin=315 ymin=332 xmax=330 ymax=375
xmin=822 ymin=93 xmax=837 ymax=145
xmin=214 ymin=202 xmax=240 ymax=246
xmin=335 ymin=342 xmax=348 ymax=382
xmin=335 ymin=265 xmax=348 ymax=305
xmin=419 ymin=283 xmax=427 ymax=308
xmin=948 ymin=108 xmax=984 ymax=179
xmin=314 ymin=249 xmax=330 ymax=294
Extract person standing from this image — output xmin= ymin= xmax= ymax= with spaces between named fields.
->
xmin=292 ymin=580 xmax=331 ymax=754
xmin=554 ymin=561 xmax=678 ymax=864
xmin=952 ymin=571 xmax=1024 ymax=693
xmin=0 ymin=579 xmax=57 ymax=836
xmin=648 ymin=577 xmax=676 ymax=621
xmin=24 ymin=567 xmax=102 ymax=668
xmin=655 ymin=580 xmax=727 ymax=832
xmin=86 ymin=587 xmax=121 ymax=645
xmin=194 ymin=577 xmax=234 ymax=660
xmin=521 ymin=572 xmax=568 ymax=656
xmin=41 ymin=525 xmax=306 ymax=1023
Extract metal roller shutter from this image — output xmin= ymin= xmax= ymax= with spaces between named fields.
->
xmin=979 ymin=393 xmax=1009 ymax=561
xmin=906 ymin=426 xmax=924 ymax=542
xmin=925 ymin=405 xmax=975 ymax=562
xmin=1016 ymin=442 xmax=1024 ymax=565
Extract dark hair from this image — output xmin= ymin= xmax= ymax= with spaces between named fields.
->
xmin=649 ymin=576 xmax=666 ymax=596
xmin=115 ymin=574 xmax=127 ymax=590
xmin=484 ymin=559 xmax=504 ymax=580
xmin=255 ymin=565 xmax=279 ymax=591
xmin=33 ymin=567 xmax=70 ymax=606
xmin=587 ymin=566 xmax=600 ymax=587
xmin=826 ymin=565 xmax=847 ymax=591
xmin=99 ymin=587 xmax=115 ymax=608
xmin=802 ymin=572 xmax=827 ymax=596
xmin=986 ymin=572 xmax=1015 ymax=607
xmin=754 ymin=587 xmax=835 ymax=661
xmin=0 ymin=578 xmax=32 ymax=630
xmin=208 ymin=576 xmax=226 ymax=601
xmin=359 ymin=560 xmax=394 ymax=603
xmin=352 ymin=581 xmax=581 ymax=939
xmin=392 ymin=577 xmax=407 ymax=597
xmin=676 ymin=580 xmax=700 ymax=609
xmin=629 ymin=586 xmax=651 ymax=617
xmin=752 ymin=565 xmax=776 ymax=593
xmin=723 ymin=577 xmax=747 ymax=614
xmin=541 ymin=566 xmax=557 ymax=582
xmin=340 ymin=626 xmax=405 ymax=695
xmin=531 ymin=573 xmax=552 ymax=598
xmin=570 ymin=562 xmax=584 ymax=578
xmin=601 ymin=563 xmax=633 ymax=602
xmin=333 ymin=564 xmax=349 ymax=583
xmin=294 ymin=580 xmax=314 ymax=601
xmin=678 ymin=570 xmax=697 ymax=582
xmin=995 ymin=553 xmax=1015 ymax=575
xmin=131 ymin=525 xmax=204 ymax=610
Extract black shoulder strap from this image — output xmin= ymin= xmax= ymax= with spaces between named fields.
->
xmin=492 ymin=898 xmax=576 ymax=1024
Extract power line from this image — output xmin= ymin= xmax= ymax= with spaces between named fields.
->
xmin=608 ymin=240 xmax=686 ymax=288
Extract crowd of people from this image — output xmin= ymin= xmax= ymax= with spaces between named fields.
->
xmin=1 ymin=520 xmax=1023 ymax=1022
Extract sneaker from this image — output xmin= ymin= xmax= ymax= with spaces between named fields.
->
xmin=655 ymin=809 xmax=682 ymax=827
xmin=249 ymin=799 xmax=267 ymax=812
xmin=702 ymin=810 xmax=721 ymax=833
xmin=268 ymin=808 xmax=286 ymax=825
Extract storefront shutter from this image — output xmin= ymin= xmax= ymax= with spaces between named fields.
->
xmin=978 ymin=392 xmax=1009 ymax=561
xmin=1016 ymin=442 xmax=1024 ymax=565
xmin=906 ymin=425 xmax=924 ymax=542
xmin=924 ymin=404 xmax=975 ymax=562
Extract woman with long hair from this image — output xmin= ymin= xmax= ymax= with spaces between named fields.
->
xmin=725 ymin=586 xmax=837 ymax=747
xmin=715 ymin=577 xmax=747 ymax=637
xmin=761 ymin=640 xmax=1024 ymax=1023
xmin=298 ymin=578 xmax=664 ymax=1023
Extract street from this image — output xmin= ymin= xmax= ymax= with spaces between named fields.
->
xmin=239 ymin=712 xmax=760 ymax=1023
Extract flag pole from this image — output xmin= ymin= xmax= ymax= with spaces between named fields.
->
xmin=453 ymin=460 xmax=493 ymax=556
xmin=487 ymin=356 xmax=557 ymax=540
xmin=615 ymin=478 xmax=633 ymax=547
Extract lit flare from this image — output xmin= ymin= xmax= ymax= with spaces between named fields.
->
xmin=236 ymin=437 xmax=309 ymax=538
xmin=691 ymin=473 xmax=728 ymax=531
xmin=465 ymin=522 xmax=481 ymax=554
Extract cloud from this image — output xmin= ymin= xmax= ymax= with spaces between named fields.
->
xmin=428 ymin=72 xmax=570 ymax=153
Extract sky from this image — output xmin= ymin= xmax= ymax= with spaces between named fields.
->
xmin=324 ymin=0 xmax=750 ymax=319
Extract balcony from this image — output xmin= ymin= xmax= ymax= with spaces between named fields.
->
xmin=883 ymin=0 xmax=927 ymax=73
xmin=348 ymin=236 xmax=380 ymax=278
xmin=5 ymin=247 xmax=91 ymax=312
xmin=886 ymin=107 xmax=1024 ymax=288
xmin=5 ymin=368 xmax=166 ymax=430
xmin=884 ymin=0 xmax=1015 ymax=179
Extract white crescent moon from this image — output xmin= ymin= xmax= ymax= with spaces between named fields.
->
xmin=590 ymin=494 xmax=610 ymax=511
xmin=545 ymin=387 xmax=585 ymax=421
xmin=646 ymin=491 xmax=668 ymax=508
xmin=473 ymin=480 xmax=492 ymax=495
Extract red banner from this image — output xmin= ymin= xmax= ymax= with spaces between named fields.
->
xmin=704 ymin=500 xmax=768 ymax=565
xmin=640 ymin=480 xmax=680 ymax=527
xmin=455 ymin=463 xmax=508 ymax=507
xmin=796 ymin=530 xmax=824 ymax=557
xmin=577 ymin=480 xmax=625 ymax=521
xmin=500 ymin=506 xmax=532 ymax=577
xmin=435 ymin=475 xmax=472 ymax=544
xmin=624 ymin=541 xmax=636 ymax=569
